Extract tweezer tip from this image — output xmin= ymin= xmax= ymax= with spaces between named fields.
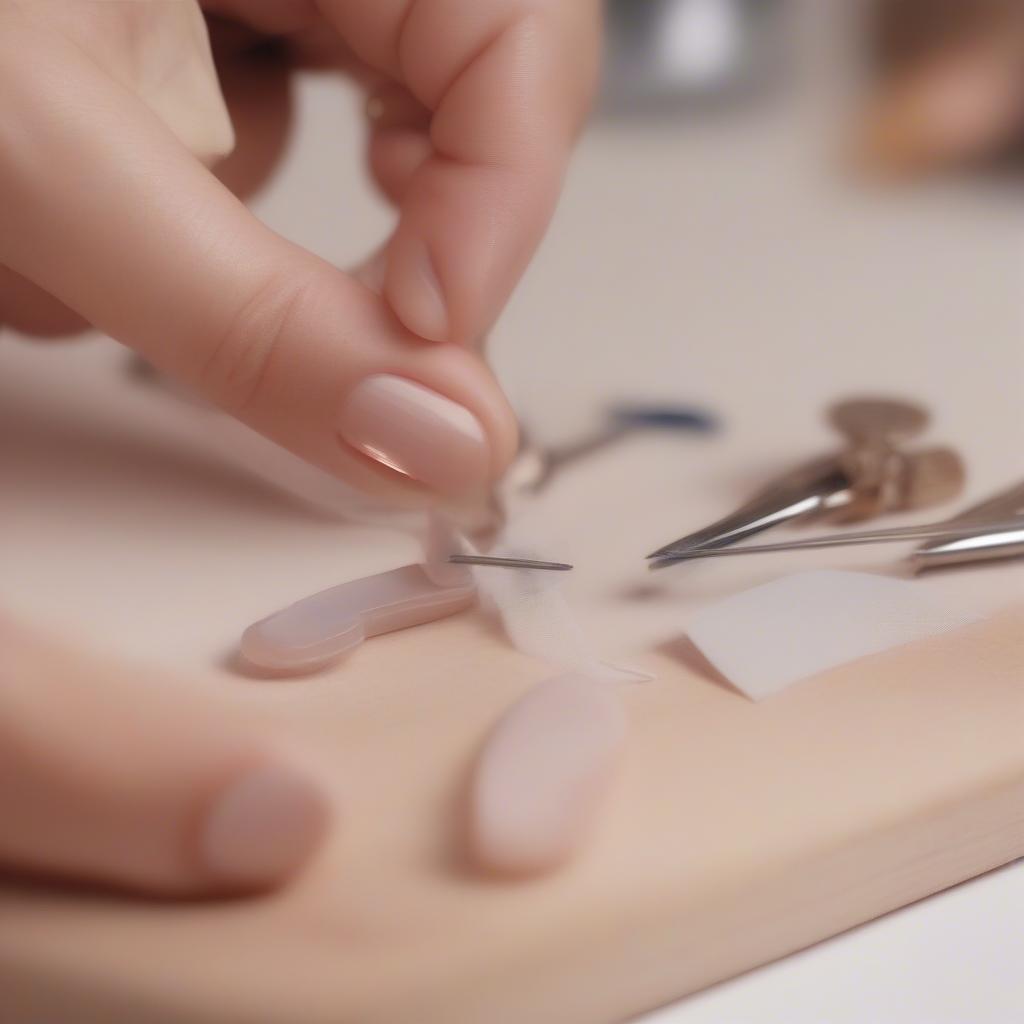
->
xmin=646 ymin=538 xmax=703 ymax=560
xmin=646 ymin=542 xmax=676 ymax=559
xmin=648 ymin=556 xmax=684 ymax=571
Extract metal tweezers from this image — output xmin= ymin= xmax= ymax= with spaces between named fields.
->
xmin=649 ymin=480 xmax=1024 ymax=571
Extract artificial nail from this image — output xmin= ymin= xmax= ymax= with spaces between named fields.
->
xmin=240 ymin=564 xmax=476 ymax=674
xmin=471 ymin=673 xmax=626 ymax=875
xmin=199 ymin=764 xmax=330 ymax=887
xmin=338 ymin=375 xmax=489 ymax=495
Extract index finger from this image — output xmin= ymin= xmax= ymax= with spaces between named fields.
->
xmin=324 ymin=0 xmax=603 ymax=344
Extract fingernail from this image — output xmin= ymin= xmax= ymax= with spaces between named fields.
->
xmin=396 ymin=241 xmax=448 ymax=341
xmin=200 ymin=764 xmax=330 ymax=887
xmin=338 ymin=375 xmax=489 ymax=495
xmin=365 ymin=87 xmax=428 ymax=131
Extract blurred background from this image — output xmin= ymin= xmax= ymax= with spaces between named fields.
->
xmin=4 ymin=0 xmax=1021 ymax=660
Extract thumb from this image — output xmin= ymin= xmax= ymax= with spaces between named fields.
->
xmin=0 ymin=613 xmax=331 ymax=895
xmin=0 ymin=27 xmax=517 ymax=501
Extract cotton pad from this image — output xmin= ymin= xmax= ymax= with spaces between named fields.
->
xmin=687 ymin=570 xmax=982 ymax=700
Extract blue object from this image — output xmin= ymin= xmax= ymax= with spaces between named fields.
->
xmin=610 ymin=403 xmax=719 ymax=433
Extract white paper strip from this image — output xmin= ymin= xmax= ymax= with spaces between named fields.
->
xmin=687 ymin=570 xmax=982 ymax=701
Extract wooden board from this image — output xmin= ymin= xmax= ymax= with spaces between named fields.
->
xmin=2 ymin=605 xmax=1022 ymax=1024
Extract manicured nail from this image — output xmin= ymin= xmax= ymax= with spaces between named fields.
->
xmin=396 ymin=240 xmax=448 ymax=341
xmin=338 ymin=375 xmax=489 ymax=495
xmin=200 ymin=764 xmax=330 ymax=887
xmin=364 ymin=87 xmax=428 ymax=131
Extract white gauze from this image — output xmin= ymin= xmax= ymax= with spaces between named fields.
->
xmin=425 ymin=515 xmax=649 ymax=684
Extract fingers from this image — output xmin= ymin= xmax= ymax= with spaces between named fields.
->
xmin=365 ymin=84 xmax=433 ymax=203
xmin=325 ymin=0 xmax=602 ymax=344
xmin=0 ymin=614 xmax=330 ymax=895
xmin=856 ymin=43 xmax=1024 ymax=178
xmin=0 ymin=265 xmax=88 ymax=339
xmin=201 ymin=0 xmax=320 ymax=37
xmin=0 ymin=20 xmax=517 ymax=501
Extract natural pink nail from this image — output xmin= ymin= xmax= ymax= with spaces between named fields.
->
xmin=391 ymin=240 xmax=449 ymax=341
xmin=199 ymin=764 xmax=330 ymax=887
xmin=403 ymin=239 xmax=448 ymax=339
xmin=338 ymin=374 xmax=489 ymax=496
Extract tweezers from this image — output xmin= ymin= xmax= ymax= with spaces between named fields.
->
xmin=647 ymin=456 xmax=855 ymax=559
xmin=910 ymin=480 xmax=1024 ymax=571
xmin=650 ymin=480 xmax=1024 ymax=571
xmin=648 ymin=398 xmax=965 ymax=561
xmin=649 ymin=518 xmax=1024 ymax=568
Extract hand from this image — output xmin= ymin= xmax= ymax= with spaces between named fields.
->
xmin=0 ymin=0 xmax=601 ymax=499
xmin=0 ymin=612 xmax=330 ymax=895
xmin=858 ymin=0 xmax=1024 ymax=176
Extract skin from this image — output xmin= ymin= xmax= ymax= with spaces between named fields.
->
xmin=858 ymin=1 xmax=1024 ymax=176
xmin=0 ymin=0 xmax=600 ymax=895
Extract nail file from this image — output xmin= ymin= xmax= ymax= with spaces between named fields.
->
xmin=686 ymin=570 xmax=983 ymax=701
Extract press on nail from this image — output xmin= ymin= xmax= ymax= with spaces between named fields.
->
xmin=470 ymin=673 xmax=626 ymax=875
xmin=240 ymin=564 xmax=476 ymax=674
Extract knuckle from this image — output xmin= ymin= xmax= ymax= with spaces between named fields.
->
xmin=198 ymin=269 xmax=314 ymax=418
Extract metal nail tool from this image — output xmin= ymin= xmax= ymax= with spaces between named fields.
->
xmin=448 ymin=555 xmax=574 ymax=572
xmin=649 ymin=479 xmax=1024 ymax=571
xmin=509 ymin=403 xmax=717 ymax=496
xmin=474 ymin=402 xmax=716 ymax=565
xmin=909 ymin=479 xmax=1024 ymax=572
xmin=648 ymin=397 xmax=966 ymax=561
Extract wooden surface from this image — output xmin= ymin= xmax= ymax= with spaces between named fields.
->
xmin=2 ymin=606 xmax=1022 ymax=1023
